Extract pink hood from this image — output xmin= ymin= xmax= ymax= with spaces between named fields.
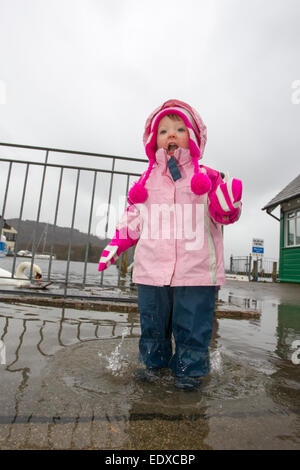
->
xmin=143 ymin=99 xmax=207 ymax=160
xmin=128 ymin=99 xmax=211 ymax=205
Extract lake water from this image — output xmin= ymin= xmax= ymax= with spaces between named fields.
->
xmin=0 ymin=256 xmax=133 ymax=297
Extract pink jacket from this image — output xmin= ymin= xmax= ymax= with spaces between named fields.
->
xmin=99 ymin=99 xmax=242 ymax=284
xmin=117 ymin=147 xmax=228 ymax=286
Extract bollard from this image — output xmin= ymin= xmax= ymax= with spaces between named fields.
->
xmin=121 ymin=250 xmax=128 ymax=277
xmin=252 ymin=260 xmax=258 ymax=281
xmin=215 ymin=286 xmax=220 ymax=302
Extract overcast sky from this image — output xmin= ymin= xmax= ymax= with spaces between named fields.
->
xmin=0 ymin=0 xmax=300 ymax=266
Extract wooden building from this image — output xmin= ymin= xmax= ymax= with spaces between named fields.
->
xmin=262 ymin=174 xmax=300 ymax=283
xmin=0 ymin=216 xmax=17 ymax=254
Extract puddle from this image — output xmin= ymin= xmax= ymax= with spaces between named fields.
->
xmin=0 ymin=287 xmax=299 ymax=450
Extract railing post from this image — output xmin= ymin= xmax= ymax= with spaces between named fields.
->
xmin=48 ymin=167 xmax=64 ymax=281
xmin=248 ymin=254 xmax=252 ymax=281
xmin=100 ymin=157 xmax=115 ymax=287
xmin=0 ymin=162 xmax=12 ymax=243
xmin=29 ymin=150 xmax=49 ymax=280
xmin=64 ymin=169 xmax=81 ymax=297
xmin=83 ymin=170 xmax=97 ymax=285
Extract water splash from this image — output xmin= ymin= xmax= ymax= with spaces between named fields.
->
xmin=210 ymin=349 xmax=223 ymax=373
xmin=98 ymin=327 xmax=130 ymax=376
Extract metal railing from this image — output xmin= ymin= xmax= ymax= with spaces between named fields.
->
xmin=228 ymin=255 xmax=252 ymax=279
xmin=0 ymin=142 xmax=147 ymax=299
xmin=228 ymin=255 xmax=279 ymax=281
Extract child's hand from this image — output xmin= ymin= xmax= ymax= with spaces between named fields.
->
xmin=208 ymin=176 xmax=242 ymax=225
xmin=98 ymin=228 xmax=138 ymax=271
xmin=98 ymin=244 xmax=119 ymax=271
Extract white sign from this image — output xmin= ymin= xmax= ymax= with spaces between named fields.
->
xmin=252 ymin=238 xmax=264 ymax=247
xmin=252 ymin=238 xmax=264 ymax=257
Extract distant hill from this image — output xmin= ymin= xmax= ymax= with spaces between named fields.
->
xmin=7 ymin=219 xmax=109 ymax=262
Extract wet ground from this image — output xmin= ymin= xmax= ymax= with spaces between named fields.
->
xmin=0 ymin=279 xmax=299 ymax=450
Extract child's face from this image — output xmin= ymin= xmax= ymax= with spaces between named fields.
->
xmin=156 ymin=115 xmax=189 ymax=156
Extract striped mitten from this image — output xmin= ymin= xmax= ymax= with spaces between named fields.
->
xmin=98 ymin=229 xmax=137 ymax=271
xmin=208 ymin=176 xmax=242 ymax=224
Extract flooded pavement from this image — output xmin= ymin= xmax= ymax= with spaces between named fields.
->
xmin=0 ymin=280 xmax=299 ymax=450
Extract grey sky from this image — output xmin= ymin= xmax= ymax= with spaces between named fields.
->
xmin=0 ymin=0 xmax=300 ymax=265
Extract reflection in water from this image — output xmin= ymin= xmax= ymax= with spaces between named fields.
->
xmin=0 ymin=296 xmax=299 ymax=450
xmin=276 ymin=304 xmax=300 ymax=361
xmin=227 ymin=293 xmax=259 ymax=311
xmin=267 ymin=304 xmax=300 ymax=419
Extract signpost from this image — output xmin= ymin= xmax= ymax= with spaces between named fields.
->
xmin=252 ymin=238 xmax=264 ymax=257
xmin=251 ymin=238 xmax=264 ymax=281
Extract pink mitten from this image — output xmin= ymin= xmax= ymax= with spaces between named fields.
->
xmin=98 ymin=229 xmax=137 ymax=271
xmin=208 ymin=176 xmax=242 ymax=225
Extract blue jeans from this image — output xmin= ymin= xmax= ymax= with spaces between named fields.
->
xmin=137 ymin=285 xmax=216 ymax=378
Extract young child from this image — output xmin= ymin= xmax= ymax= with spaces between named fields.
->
xmin=98 ymin=99 xmax=242 ymax=390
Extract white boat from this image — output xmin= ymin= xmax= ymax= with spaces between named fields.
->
xmin=35 ymin=253 xmax=53 ymax=260
xmin=16 ymin=250 xmax=55 ymax=260
xmin=17 ymin=250 xmax=32 ymax=257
